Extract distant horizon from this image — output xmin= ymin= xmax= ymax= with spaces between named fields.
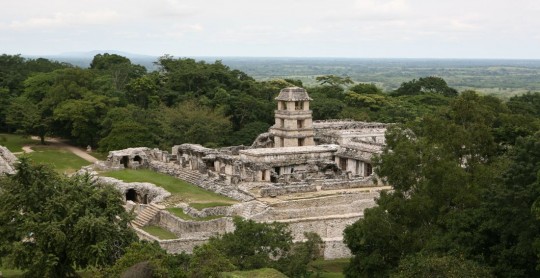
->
xmin=15 ymin=50 xmax=540 ymax=61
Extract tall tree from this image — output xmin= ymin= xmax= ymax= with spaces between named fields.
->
xmin=0 ymin=158 xmax=137 ymax=277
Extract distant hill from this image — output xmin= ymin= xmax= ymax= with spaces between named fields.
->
xmin=21 ymin=52 xmax=540 ymax=97
xmin=26 ymin=50 xmax=160 ymax=70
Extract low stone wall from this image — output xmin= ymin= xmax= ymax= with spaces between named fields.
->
xmin=270 ymin=192 xmax=379 ymax=210
xmin=134 ymin=227 xmax=209 ymax=254
xmin=260 ymin=184 xmax=317 ymax=197
xmin=0 ymin=146 xmax=17 ymax=175
xmin=152 ymin=210 xmax=234 ymax=238
xmin=159 ymin=238 xmax=210 ymax=254
xmin=278 ymin=215 xmax=361 ymax=241
xmin=177 ymin=204 xmax=230 ymax=218
xmin=323 ymin=238 xmax=352 ymax=259
xmin=320 ymin=178 xmax=375 ymax=191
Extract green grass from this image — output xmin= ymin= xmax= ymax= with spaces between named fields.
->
xmin=0 ymin=267 xmax=94 ymax=277
xmin=101 ymin=169 xmax=237 ymax=206
xmin=0 ymin=133 xmax=35 ymax=152
xmin=189 ymin=202 xmax=232 ymax=210
xmin=21 ymin=145 xmax=90 ymax=174
xmin=166 ymin=207 xmax=224 ymax=221
xmin=310 ymin=258 xmax=349 ymax=278
xmin=0 ymin=267 xmax=23 ymax=277
xmin=221 ymin=268 xmax=288 ymax=278
xmin=89 ymin=151 xmax=109 ymax=161
xmin=141 ymin=225 xmax=178 ymax=239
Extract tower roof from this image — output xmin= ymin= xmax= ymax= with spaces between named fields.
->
xmin=275 ymin=87 xmax=312 ymax=101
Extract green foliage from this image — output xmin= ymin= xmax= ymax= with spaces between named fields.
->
xmin=161 ymin=101 xmax=232 ymax=148
xmin=0 ymin=133 xmax=35 ymax=152
xmin=316 ymin=75 xmax=353 ymax=87
xmin=101 ymin=241 xmax=189 ymax=278
xmin=0 ymin=158 xmax=137 ymax=277
xmin=275 ymin=232 xmax=324 ymax=277
xmin=209 ymin=217 xmax=293 ymax=270
xmin=221 ymin=268 xmax=288 ymax=278
xmin=349 ymin=83 xmax=383 ymax=95
xmin=141 ymin=226 xmax=177 ymax=240
xmin=98 ymin=120 xmax=157 ymax=151
xmin=344 ymin=91 xmax=540 ymax=277
xmin=395 ymin=76 xmax=458 ymax=97
xmin=21 ymin=146 xmax=90 ymax=174
xmin=392 ymin=254 xmax=493 ymax=278
xmin=188 ymin=244 xmax=235 ymax=278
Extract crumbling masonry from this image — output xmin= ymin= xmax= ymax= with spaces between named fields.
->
xmin=95 ymin=87 xmax=390 ymax=259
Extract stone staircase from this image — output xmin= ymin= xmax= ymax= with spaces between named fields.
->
xmin=232 ymin=200 xmax=269 ymax=219
xmin=132 ymin=203 xmax=162 ymax=228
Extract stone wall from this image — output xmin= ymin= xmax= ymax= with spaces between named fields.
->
xmin=0 ymin=146 xmax=17 ymax=175
xmin=320 ymin=178 xmax=376 ymax=191
xmin=134 ymin=227 xmax=209 ymax=254
xmin=322 ymin=239 xmax=352 ymax=259
xmin=260 ymin=184 xmax=317 ymax=197
xmin=96 ymin=176 xmax=171 ymax=204
xmin=151 ymin=211 xmax=235 ymax=238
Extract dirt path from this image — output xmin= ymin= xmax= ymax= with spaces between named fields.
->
xmin=29 ymin=136 xmax=98 ymax=163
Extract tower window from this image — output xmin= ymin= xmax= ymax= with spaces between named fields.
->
xmin=281 ymin=119 xmax=285 ymax=128
xmin=297 ymin=120 xmax=303 ymax=128
xmin=298 ymin=138 xmax=305 ymax=146
xmin=295 ymin=101 xmax=303 ymax=110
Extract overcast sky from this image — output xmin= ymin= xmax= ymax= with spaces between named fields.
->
xmin=1 ymin=0 xmax=539 ymax=58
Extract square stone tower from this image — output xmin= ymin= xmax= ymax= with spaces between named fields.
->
xmin=270 ymin=87 xmax=315 ymax=147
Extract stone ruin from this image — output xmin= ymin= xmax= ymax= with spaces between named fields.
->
xmin=0 ymin=146 xmax=17 ymax=175
xmin=92 ymin=87 xmax=391 ymax=259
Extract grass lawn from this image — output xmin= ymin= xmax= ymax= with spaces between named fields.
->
xmin=0 ymin=133 xmax=35 ymax=152
xmin=310 ymin=258 xmax=349 ymax=278
xmin=89 ymin=151 xmax=109 ymax=161
xmin=0 ymin=267 xmax=23 ymax=277
xmin=21 ymin=145 xmax=90 ymax=174
xmin=166 ymin=207 xmax=224 ymax=221
xmin=0 ymin=267 xmax=94 ymax=277
xmin=101 ymin=169 xmax=238 ymax=206
xmin=141 ymin=225 xmax=178 ymax=239
xmin=221 ymin=268 xmax=288 ymax=278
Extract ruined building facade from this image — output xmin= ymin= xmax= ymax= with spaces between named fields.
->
xmin=94 ymin=87 xmax=390 ymax=258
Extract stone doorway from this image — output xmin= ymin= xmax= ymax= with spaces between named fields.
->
xmin=133 ymin=155 xmax=142 ymax=165
xmin=126 ymin=188 xmax=139 ymax=202
xmin=121 ymin=156 xmax=129 ymax=168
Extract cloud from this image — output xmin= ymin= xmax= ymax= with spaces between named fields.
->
xmin=1 ymin=10 xmax=122 ymax=31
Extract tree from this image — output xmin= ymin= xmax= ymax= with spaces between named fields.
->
xmin=188 ymin=244 xmax=235 ymax=278
xmin=316 ymin=75 xmax=353 ymax=87
xmin=394 ymin=76 xmax=458 ymax=97
xmin=392 ymin=254 xmax=493 ymax=278
xmin=208 ymin=217 xmax=293 ymax=270
xmin=101 ymin=241 xmax=189 ymax=278
xmin=0 ymin=158 xmax=137 ymax=277
xmin=343 ymin=92 xmax=510 ymax=277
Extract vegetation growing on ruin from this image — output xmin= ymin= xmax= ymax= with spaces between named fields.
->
xmin=141 ymin=225 xmax=178 ymax=240
xmin=166 ymin=207 xmax=224 ymax=221
xmin=101 ymin=169 xmax=237 ymax=206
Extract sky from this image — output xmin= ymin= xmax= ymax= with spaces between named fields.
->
xmin=1 ymin=0 xmax=540 ymax=59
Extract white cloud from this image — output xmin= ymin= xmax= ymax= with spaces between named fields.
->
xmin=1 ymin=10 xmax=122 ymax=31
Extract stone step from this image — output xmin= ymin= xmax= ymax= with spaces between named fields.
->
xmin=131 ymin=204 xmax=162 ymax=228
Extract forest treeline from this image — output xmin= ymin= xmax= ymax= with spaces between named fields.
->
xmin=4 ymin=53 xmax=538 ymax=153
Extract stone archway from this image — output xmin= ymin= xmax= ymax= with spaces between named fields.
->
xmin=126 ymin=188 xmax=139 ymax=202
xmin=121 ymin=156 xmax=129 ymax=168
xmin=133 ymin=155 xmax=142 ymax=166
